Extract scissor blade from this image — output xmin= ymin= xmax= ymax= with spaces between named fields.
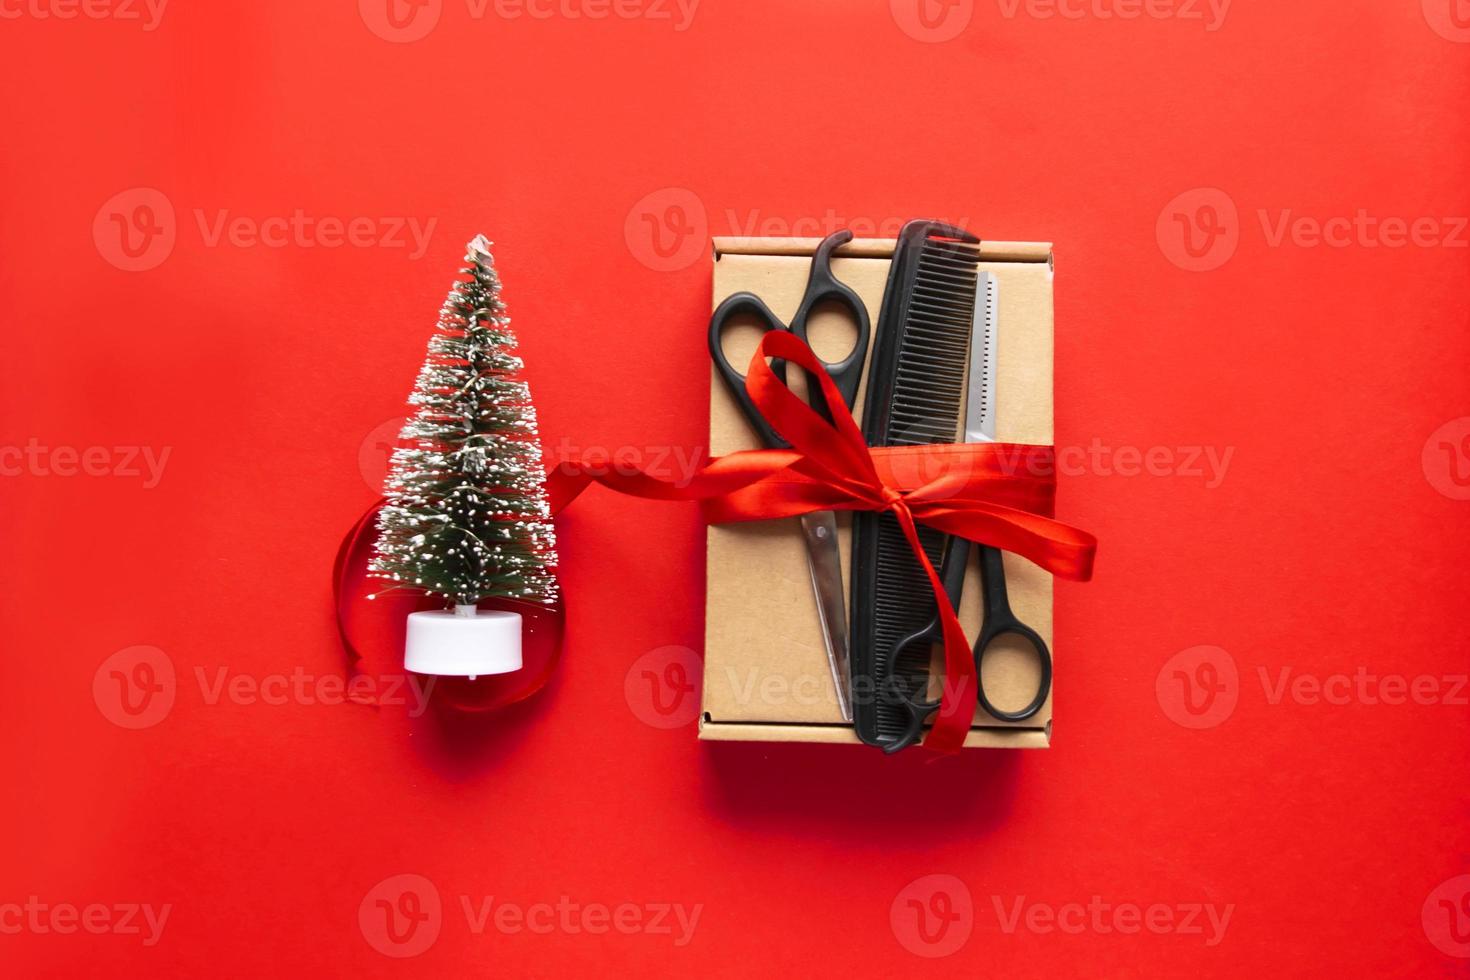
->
xmin=798 ymin=510 xmax=853 ymax=722
xmin=964 ymin=272 xmax=998 ymax=445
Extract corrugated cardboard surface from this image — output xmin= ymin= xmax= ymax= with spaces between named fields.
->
xmin=701 ymin=236 xmax=1054 ymax=749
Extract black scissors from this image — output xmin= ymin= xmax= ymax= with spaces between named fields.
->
xmin=883 ymin=537 xmax=1053 ymax=752
xmin=708 ymin=230 xmax=870 ymax=434
xmin=707 ymin=229 xmax=871 ymax=721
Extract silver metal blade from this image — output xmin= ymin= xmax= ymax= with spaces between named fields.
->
xmin=798 ymin=510 xmax=853 ymax=722
xmin=963 ymin=271 xmax=998 ymax=444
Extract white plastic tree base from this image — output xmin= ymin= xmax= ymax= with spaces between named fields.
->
xmin=404 ymin=606 xmax=522 ymax=678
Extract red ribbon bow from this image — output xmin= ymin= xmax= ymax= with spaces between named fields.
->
xmin=544 ymin=330 xmax=1096 ymax=753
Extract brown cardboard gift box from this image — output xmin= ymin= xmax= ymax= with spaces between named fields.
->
xmin=699 ymin=235 xmax=1056 ymax=749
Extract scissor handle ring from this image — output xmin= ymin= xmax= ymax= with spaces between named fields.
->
xmin=788 ymin=230 xmax=871 ymax=414
xmin=974 ymin=618 xmax=1052 ymax=723
xmin=707 ymin=291 xmax=789 ymax=448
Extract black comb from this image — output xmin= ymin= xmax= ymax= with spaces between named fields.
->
xmin=850 ymin=220 xmax=981 ymax=751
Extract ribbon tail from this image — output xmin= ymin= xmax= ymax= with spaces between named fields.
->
xmin=915 ymin=500 xmax=1098 ymax=583
xmin=543 ymin=447 xmax=813 ymax=510
xmin=544 ymin=464 xmax=594 ymax=515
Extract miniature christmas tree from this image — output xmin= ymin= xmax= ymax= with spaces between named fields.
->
xmin=370 ymin=236 xmax=559 ymax=636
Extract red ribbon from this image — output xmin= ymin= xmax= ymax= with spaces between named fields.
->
xmin=542 ymin=330 xmax=1096 ymax=753
xmin=337 ymin=330 xmax=1095 ymax=752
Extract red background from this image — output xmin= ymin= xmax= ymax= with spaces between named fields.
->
xmin=3 ymin=0 xmax=1468 ymax=975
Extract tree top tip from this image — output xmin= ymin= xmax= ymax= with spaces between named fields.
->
xmin=467 ymin=234 xmax=495 ymax=264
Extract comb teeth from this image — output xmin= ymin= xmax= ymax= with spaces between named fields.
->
xmin=861 ymin=231 xmax=981 ymax=746
xmin=973 ymin=273 xmax=996 ymax=437
xmin=885 ymin=239 xmax=978 ymax=447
